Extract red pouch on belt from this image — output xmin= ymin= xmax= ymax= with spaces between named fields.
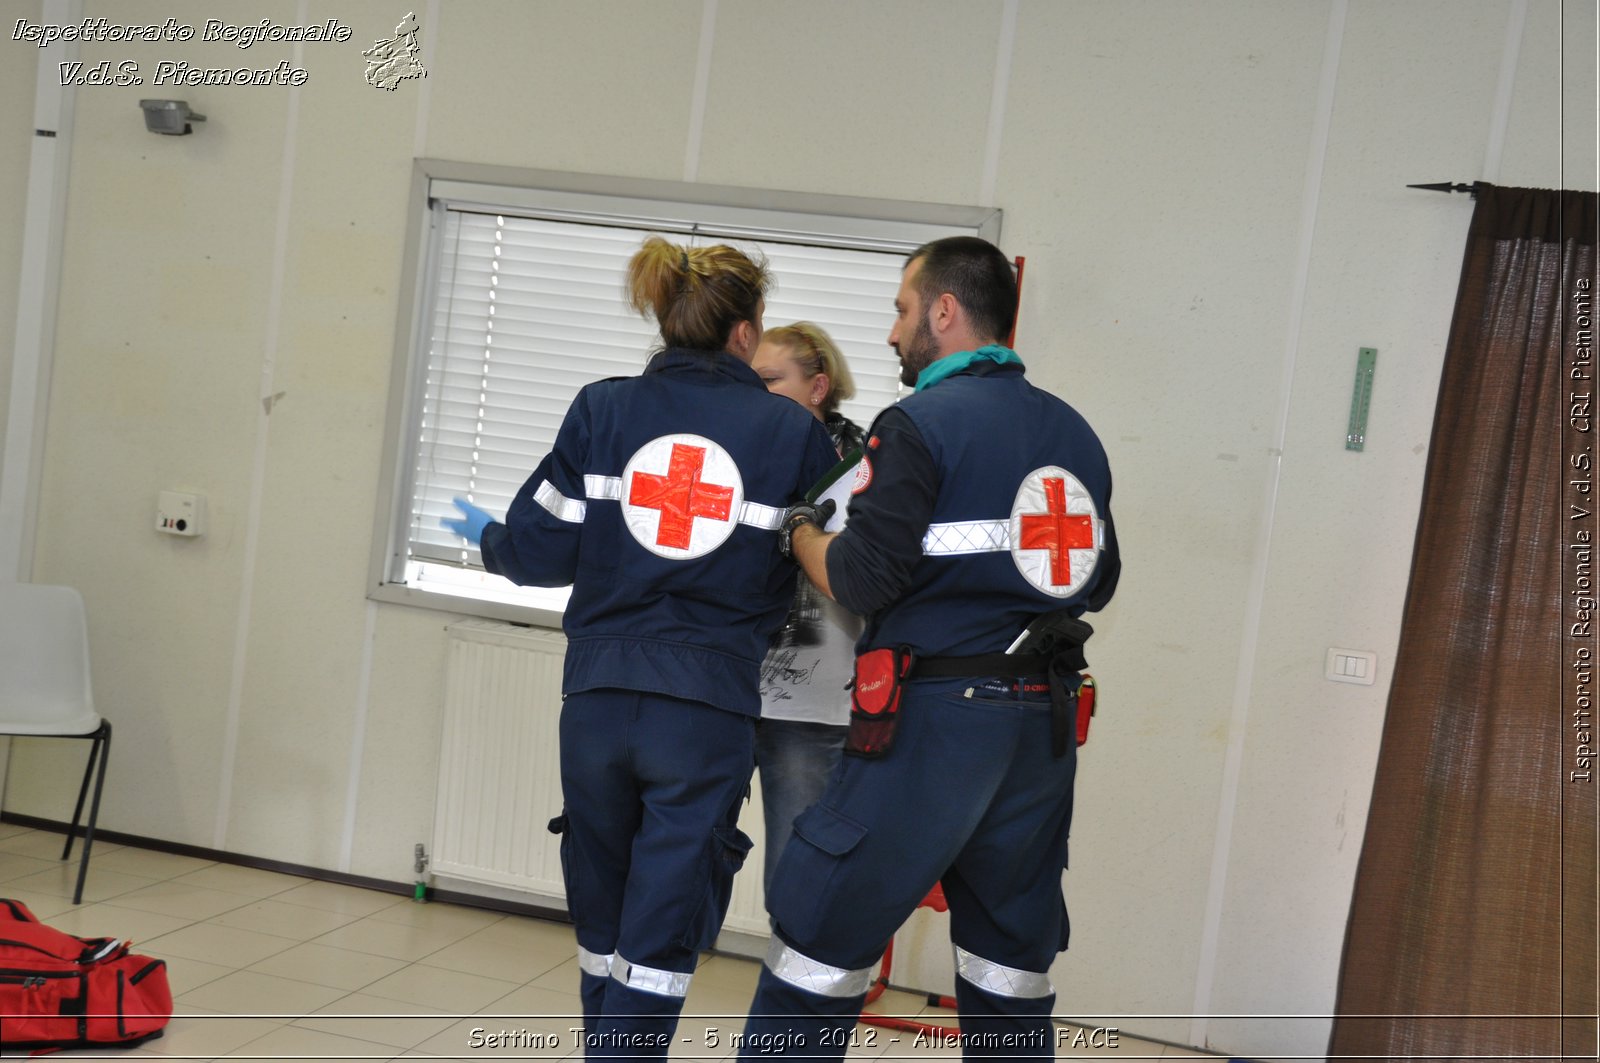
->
xmin=847 ymin=646 xmax=915 ymax=758
xmin=1076 ymin=675 xmax=1097 ymax=746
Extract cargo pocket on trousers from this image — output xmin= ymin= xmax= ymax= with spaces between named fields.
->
xmin=765 ymin=803 xmax=869 ymax=944
xmin=548 ymin=813 xmax=590 ymax=928
xmin=676 ymin=825 xmax=754 ymax=952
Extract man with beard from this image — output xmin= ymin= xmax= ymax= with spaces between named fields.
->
xmin=740 ymin=236 xmax=1121 ymax=1060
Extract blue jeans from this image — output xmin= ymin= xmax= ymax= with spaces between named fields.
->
xmin=754 ymin=719 xmax=847 ymax=894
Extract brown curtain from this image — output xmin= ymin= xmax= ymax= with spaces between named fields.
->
xmin=1329 ymin=185 xmax=1598 ymax=1061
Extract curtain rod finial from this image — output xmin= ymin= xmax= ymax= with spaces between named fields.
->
xmin=1407 ymin=181 xmax=1484 ymax=197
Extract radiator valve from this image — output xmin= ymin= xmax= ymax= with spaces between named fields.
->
xmin=413 ymin=843 xmax=430 ymax=903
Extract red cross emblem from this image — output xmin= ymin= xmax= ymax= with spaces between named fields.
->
xmin=1018 ymin=477 xmax=1095 ymax=586
xmin=1010 ymin=466 xmax=1099 ymax=597
xmin=621 ymin=435 xmax=745 ymax=558
xmin=629 ymin=443 xmax=735 ymax=548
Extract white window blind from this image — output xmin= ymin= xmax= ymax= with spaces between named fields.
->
xmin=403 ymin=207 xmax=906 ymax=580
xmin=370 ymin=162 xmax=1001 ymax=625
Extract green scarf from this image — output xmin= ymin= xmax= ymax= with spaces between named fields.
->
xmin=914 ymin=344 xmax=1023 ymax=392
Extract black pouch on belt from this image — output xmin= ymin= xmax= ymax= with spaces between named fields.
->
xmin=1014 ymin=612 xmax=1093 ymax=758
xmin=1047 ymin=659 xmax=1099 ymax=756
xmin=847 ymin=646 xmax=915 ymax=758
xmin=1047 ymin=656 xmax=1076 ymax=757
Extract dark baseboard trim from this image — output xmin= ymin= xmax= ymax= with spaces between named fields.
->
xmin=0 ymin=811 xmax=572 ymax=925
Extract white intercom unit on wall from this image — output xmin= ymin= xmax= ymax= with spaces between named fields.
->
xmin=156 ymin=491 xmax=206 ymax=537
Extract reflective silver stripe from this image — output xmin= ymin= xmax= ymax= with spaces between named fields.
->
xmin=583 ymin=473 xmax=782 ymax=533
xmin=577 ymin=946 xmax=614 ymax=978
xmin=763 ymin=937 xmax=874 ymax=1000
xmin=923 ymin=519 xmax=1009 ymax=555
xmin=738 ymin=500 xmax=784 ymax=531
xmin=953 ymin=945 xmax=1053 ymax=999
xmin=535 ymin=480 xmax=586 ymax=523
xmin=611 ymin=953 xmax=692 ymax=998
xmin=923 ymin=518 xmax=1107 ymax=556
xmin=584 ymin=474 xmax=622 ymax=501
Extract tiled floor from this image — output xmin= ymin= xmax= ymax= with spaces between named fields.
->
xmin=0 ymin=824 xmax=1227 ymax=1060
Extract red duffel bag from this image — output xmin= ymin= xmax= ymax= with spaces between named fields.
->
xmin=0 ymin=898 xmax=171 ymax=1052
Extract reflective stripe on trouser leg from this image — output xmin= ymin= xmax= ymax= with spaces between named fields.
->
xmin=578 ymin=946 xmax=614 ymax=978
xmin=596 ymin=954 xmax=695 ymax=1060
xmin=763 ymin=936 xmax=875 ymax=999
xmin=611 ymin=953 xmax=693 ymax=998
xmin=953 ymin=945 xmax=1052 ymax=998
xmin=737 ymin=938 xmax=875 ymax=1061
xmin=951 ymin=945 xmax=1056 ymax=1060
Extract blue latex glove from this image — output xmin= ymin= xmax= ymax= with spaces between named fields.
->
xmin=442 ymin=496 xmax=495 ymax=546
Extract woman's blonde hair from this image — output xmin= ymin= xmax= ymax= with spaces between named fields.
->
xmin=627 ymin=236 xmax=770 ymax=352
xmin=763 ymin=322 xmax=856 ymax=415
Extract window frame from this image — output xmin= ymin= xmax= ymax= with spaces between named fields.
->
xmin=368 ymin=159 xmax=1001 ymax=627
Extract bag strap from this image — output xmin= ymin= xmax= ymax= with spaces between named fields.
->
xmin=0 ymin=920 xmax=121 ymax=964
xmin=0 ymin=898 xmax=39 ymax=924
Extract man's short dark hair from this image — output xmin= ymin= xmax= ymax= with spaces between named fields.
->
xmin=906 ymin=236 xmax=1017 ymax=343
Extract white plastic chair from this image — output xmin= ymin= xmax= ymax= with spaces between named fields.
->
xmin=0 ymin=583 xmax=111 ymax=904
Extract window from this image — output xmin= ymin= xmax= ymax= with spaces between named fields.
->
xmin=370 ymin=161 xmax=1000 ymax=626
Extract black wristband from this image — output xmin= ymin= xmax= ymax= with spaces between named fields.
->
xmin=778 ymin=499 xmax=834 ymax=559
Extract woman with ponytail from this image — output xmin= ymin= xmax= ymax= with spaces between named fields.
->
xmin=445 ymin=237 xmax=837 ymax=1056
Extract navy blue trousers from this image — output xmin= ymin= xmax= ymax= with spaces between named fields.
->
xmin=742 ymin=680 xmax=1075 ymax=1061
xmin=552 ymin=689 xmax=755 ymax=1058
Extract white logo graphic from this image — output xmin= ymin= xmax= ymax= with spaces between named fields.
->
xmin=621 ymin=435 xmax=745 ymax=559
xmin=363 ymin=12 xmax=426 ymax=90
xmin=1009 ymin=467 xmax=1100 ymax=598
xmin=851 ymin=455 xmax=873 ymax=495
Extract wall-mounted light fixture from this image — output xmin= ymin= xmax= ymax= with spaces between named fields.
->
xmin=139 ymin=99 xmax=205 ymax=135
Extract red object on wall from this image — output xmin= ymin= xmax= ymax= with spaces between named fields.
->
xmin=1005 ymin=256 xmax=1026 ymax=348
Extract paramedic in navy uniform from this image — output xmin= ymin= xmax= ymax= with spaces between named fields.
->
xmin=444 ymin=236 xmax=837 ymax=1057
xmin=739 ymin=236 xmax=1120 ymax=1060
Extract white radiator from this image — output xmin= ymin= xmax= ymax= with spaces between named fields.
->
xmin=434 ymin=619 xmax=772 ymax=940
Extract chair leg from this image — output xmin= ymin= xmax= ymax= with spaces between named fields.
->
xmin=69 ymin=722 xmax=110 ymax=906
xmin=62 ymin=722 xmax=107 ymax=861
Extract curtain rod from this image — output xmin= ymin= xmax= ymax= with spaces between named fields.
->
xmin=1407 ymin=181 xmax=1485 ymax=197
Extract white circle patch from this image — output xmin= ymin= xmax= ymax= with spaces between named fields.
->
xmin=621 ymin=434 xmax=745 ymax=559
xmin=1009 ymin=466 xmax=1100 ymax=598
xmin=851 ymin=455 xmax=873 ymax=495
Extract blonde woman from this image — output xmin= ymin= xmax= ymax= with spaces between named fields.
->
xmin=446 ymin=239 xmax=837 ymax=1056
xmin=751 ymin=323 xmax=868 ymax=893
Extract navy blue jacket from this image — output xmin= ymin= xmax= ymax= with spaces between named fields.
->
xmin=481 ymin=349 xmax=839 ymax=715
xmin=826 ymin=360 xmax=1119 ymax=658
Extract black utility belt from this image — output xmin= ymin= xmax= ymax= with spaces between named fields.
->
xmin=908 ymin=652 xmax=1053 ymax=680
xmin=849 ymin=646 xmax=1094 ymax=760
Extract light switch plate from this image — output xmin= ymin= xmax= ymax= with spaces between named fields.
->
xmin=1326 ymin=647 xmax=1376 ymax=685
